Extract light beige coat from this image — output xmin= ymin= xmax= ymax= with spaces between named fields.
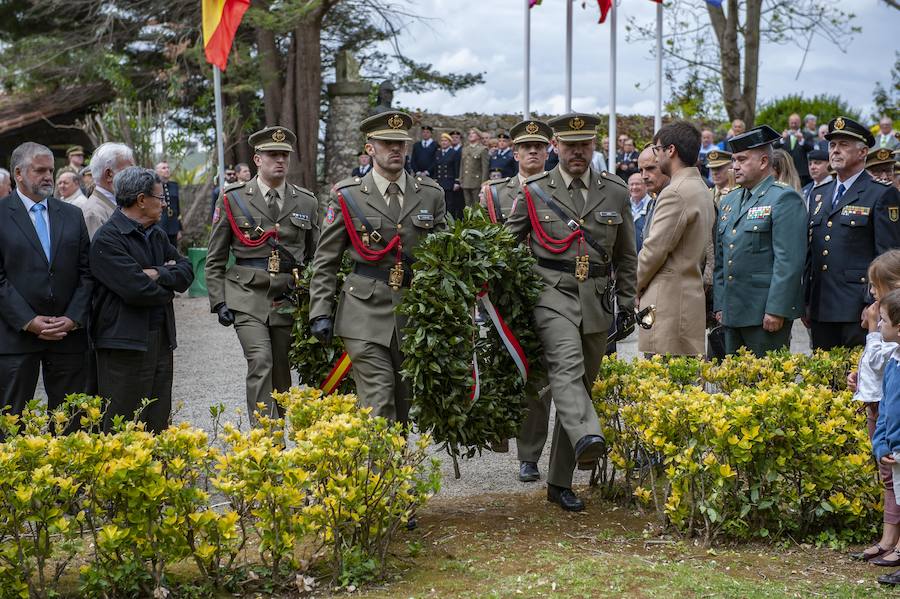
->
xmin=80 ymin=190 xmax=117 ymax=239
xmin=637 ymin=166 xmax=714 ymax=355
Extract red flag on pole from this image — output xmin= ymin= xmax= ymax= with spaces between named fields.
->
xmin=202 ymin=0 xmax=250 ymax=71
xmin=597 ymin=0 xmax=612 ymax=23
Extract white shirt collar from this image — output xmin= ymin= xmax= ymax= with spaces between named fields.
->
xmin=835 ymin=168 xmax=864 ymax=192
xmin=17 ymin=188 xmax=47 ymax=211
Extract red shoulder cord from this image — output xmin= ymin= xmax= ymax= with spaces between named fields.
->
xmin=522 ymin=185 xmax=584 ymax=254
xmin=482 ymin=184 xmax=499 ymax=224
xmin=222 ymin=195 xmax=279 ymax=248
xmin=336 ymin=191 xmax=403 ymax=263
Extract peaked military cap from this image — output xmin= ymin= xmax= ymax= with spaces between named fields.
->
xmin=824 ymin=116 xmax=875 ymax=147
xmin=727 ymin=125 xmax=780 ymax=153
xmin=360 ymin=111 xmax=413 ymax=142
xmin=250 ymin=126 xmax=296 ymax=152
xmin=421 ymin=125 xmax=434 ymax=131
xmin=497 ymin=132 xmax=510 ymax=140
xmin=548 ymin=113 xmax=600 ymax=142
xmin=867 ymin=147 xmax=896 ymax=168
xmin=66 ymin=145 xmax=84 ymax=157
xmin=807 ymin=149 xmax=829 ymax=162
xmin=705 ymin=149 xmax=732 ymax=168
xmin=510 ymin=119 xmax=552 ymax=145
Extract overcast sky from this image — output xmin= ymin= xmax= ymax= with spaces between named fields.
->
xmin=383 ymin=0 xmax=897 ymax=121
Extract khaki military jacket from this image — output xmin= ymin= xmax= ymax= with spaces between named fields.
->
xmin=460 ymin=144 xmax=489 ymax=189
xmin=506 ymin=166 xmax=638 ymax=335
xmin=481 ymin=175 xmax=523 ymax=223
xmin=713 ymin=175 xmax=807 ymax=328
xmin=206 ymin=176 xmax=319 ymax=326
xmin=309 ymin=170 xmax=447 ymax=347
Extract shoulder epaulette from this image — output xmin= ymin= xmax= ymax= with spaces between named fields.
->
xmin=289 ymin=183 xmax=318 ymax=199
xmin=223 ymin=180 xmax=247 ymax=193
xmin=414 ymin=174 xmax=443 ymax=191
xmin=600 ymin=171 xmax=627 ymax=188
xmin=334 ymin=176 xmax=363 ymax=192
xmin=524 ymin=171 xmax=549 ymax=185
xmin=483 ymin=176 xmax=511 ymax=187
xmin=874 ymin=178 xmax=892 ymax=186
xmin=773 ymin=181 xmax=790 ymax=188
xmin=812 ymin=180 xmax=830 ymax=189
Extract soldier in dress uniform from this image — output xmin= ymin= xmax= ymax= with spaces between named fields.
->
xmin=481 ymin=119 xmax=555 ymax=482
xmin=155 ymin=161 xmax=182 ymax=247
xmin=433 ymin=132 xmax=463 ymax=219
xmin=713 ymin=125 xmax=807 ymax=356
xmin=706 ymin=149 xmax=734 ymax=206
xmin=805 ymin=117 xmax=900 ymax=350
xmin=206 ymin=126 xmax=320 ymax=421
xmin=506 ymin=113 xmax=637 ymax=511
xmin=460 ymin=128 xmax=490 ymax=207
xmin=867 ymin=147 xmax=897 ymax=184
xmin=703 ymin=149 xmax=734 ymax=360
xmin=309 ymin=111 xmax=447 ymax=422
xmin=488 ymin=132 xmax=518 ymax=180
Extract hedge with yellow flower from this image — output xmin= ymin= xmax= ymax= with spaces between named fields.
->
xmin=592 ymin=348 xmax=878 ymax=545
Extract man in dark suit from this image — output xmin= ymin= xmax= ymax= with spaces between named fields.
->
xmin=0 ymin=142 xmax=93 ymax=421
xmin=155 ymin=161 xmax=182 ymax=247
xmin=410 ymin=125 xmax=438 ymax=177
xmin=776 ymin=113 xmax=815 ymax=187
xmin=433 ymin=133 xmax=463 ymax=219
xmin=351 ymin=152 xmax=372 ymax=178
xmin=805 ymin=116 xmax=900 ymax=349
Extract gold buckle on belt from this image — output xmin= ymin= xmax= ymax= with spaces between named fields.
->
xmin=388 ymin=262 xmax=405 ymax=290
xmin=267 ymin=249 xmax=280 ymax=274
xmin=575 ymin=255 xmax=590 ymax=282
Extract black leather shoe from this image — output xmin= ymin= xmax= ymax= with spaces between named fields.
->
xmin=574 ymin=434 xmax=606 ymax=464
xmin=547 ymin=484 xmax=585 ymax=512
xmin=519 ymin=461 xmax=540 ymax=482
xmin=878 ymin=570 xmax=900 ymax=585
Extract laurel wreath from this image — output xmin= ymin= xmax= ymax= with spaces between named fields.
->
xmin=400 ymin=207 xmax=544 ymax=467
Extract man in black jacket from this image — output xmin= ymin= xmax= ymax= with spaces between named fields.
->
xmin=90 ymin=166 xmax=193 ymax=433
xmin=410 ymin=125 xmax=438 ymax=177
xmin=0 ymin=142 xmax=93 ymax=421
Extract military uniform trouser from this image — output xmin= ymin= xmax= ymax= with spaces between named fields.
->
xmin=342 ymin=334 xmax=410 ymax=423
xmin=462 ymin=187 xmax=480 ymax=207
xmin=516 ymin=378 xmax=551 ymax=463
xmin=724 ymin=322 xmax=792 ymax=358
xmin=233 ymin=311 xmax=292 ymax=421
xmin=809 ymin=321 xmax=866 ymax=351
xmin=534 ymin=306 xmax=606 ymax=489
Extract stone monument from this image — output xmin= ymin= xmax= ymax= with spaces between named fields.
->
xmin=325 ymin=51 xmax=372 ymax=185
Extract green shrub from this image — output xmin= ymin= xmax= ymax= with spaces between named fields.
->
xmin=755 ymin=94 xmax=862 ymax=130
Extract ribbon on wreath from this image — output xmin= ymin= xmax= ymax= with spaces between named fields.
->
xmin=469 ymin=287 xmax=530 ymax=403
xmin=320 ymin=351 xmax=352 ymax=394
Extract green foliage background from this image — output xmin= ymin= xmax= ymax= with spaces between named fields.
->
xmin=756 ymin=94 xmax=862 ymax=130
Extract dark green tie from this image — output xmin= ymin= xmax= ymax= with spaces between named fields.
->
xmin=266 ymin=189 xmax=280 ymax=222
xmin=569 ymin=178 xmax=586 ymax=214
xmin=741 ymin=187 xmax=751 ymax=209
xmin=386 ymin=182 xmax=401 ymax=222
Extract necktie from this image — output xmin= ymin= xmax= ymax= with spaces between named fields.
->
xmin=569 ymin=178 xmax=586 ymax=214
xmin=883 ymin=136 xmax=888 ymax=148
xmin=832 ymin=183 xmax=846 ymax=209
xmin=386 ymin=181 xmax=401 ymax=221
xmin=31 ymin=203 xmax=51 ymax=261
xmin=790 ymin=135 xmax=796 ymax=150
xmin=266 ymin=189 xmax=280 ymax=222
xmin=741 ymin=188 xmax=751 ymax=209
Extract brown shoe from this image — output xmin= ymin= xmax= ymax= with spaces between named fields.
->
xmin=870 ymin=549 xmax=900 ymax=567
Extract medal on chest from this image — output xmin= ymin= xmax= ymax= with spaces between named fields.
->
xmin=575 ymin=254 xmax=590 ymax=282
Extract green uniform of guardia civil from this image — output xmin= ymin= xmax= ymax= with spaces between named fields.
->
xmin=713 ymin=175 xmax=807 ymax=356
xmin=309 ymin=169 xmax=446 ymax=421
xmin=206 ymin=175 xmax=319 ymax=418
xmin=507 ymin=164 xmax=637 ymax=489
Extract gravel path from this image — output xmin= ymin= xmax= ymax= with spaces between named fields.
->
xmin=36 ymin=294 xmax=812 ymax=499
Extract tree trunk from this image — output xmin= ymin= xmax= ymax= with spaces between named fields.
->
xmin=741 ymin=0 xmax=763 ymax=127
xmin=257 ymin=27 xmax=282 ymax=126
xmin=288 ymin=18 xmax=322 ymax=190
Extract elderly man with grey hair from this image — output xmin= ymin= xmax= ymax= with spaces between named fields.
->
xmin=81 ymin=142 xmax=135 ymax=238
xmin=89 ymin=166 xmax=193 ymax=433
xmin=0 ymin=142 xmax=92 ymax=423
xmin=0 ymin=168 xmax=11 ymax=198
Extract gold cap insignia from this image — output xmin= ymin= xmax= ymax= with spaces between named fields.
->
xmin=569 ymin=117 xmax=585 ymax=131
xmin=525 ymin=121 xmax=539 ymax=135
xmin=387 ymin=114 xmax=404 ymax=129
xmin=877 ymin=149 xmax=891 ymax=161
xmin=834 ymin=117 xmax=845 ymax=130
xmin=272 ymin=129 xmax=286 ymax=142
xmin=708 ymin=151 xmax=718 ymax=161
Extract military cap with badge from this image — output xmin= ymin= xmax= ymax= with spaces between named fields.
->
xmin=66 ymin=145 xmax=85 ymax=158
xmin=824 ymin=116 xmax=876 ymax=147
xmin=361 ymin=111 xmax=414 ymax=142
xmin=510 ymin=119 xmax=553 ymax=145
xmin=548 ymin=112 xmax=601 ymax=142
xmin=867 ymin=147 xmax=896 ymax=184
xmin=705 ymin=149 xmax=733 ymax=169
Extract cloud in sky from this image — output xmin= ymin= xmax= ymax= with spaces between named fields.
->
xmin=381 ymin=0 xmax=897 ymax=120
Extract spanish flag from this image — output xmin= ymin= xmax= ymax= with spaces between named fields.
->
xmin=202 ymin=0 xmax=250 ymax=71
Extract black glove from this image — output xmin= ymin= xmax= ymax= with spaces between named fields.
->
xmin=215 ymin=303 xmax=235 ymax=327
xmin=310 ymin=316 xmax=334 ymax=345
xmin=616 ymin=310 xmax=635 ymax=336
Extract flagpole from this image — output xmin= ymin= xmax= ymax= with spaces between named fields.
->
xmin=608 ymin=1 xmax=617 ymax=172
xmin=654 ymin=2 xmax=662 ymax=132
xmin=565 ymin=0 xmax=573 ymax=113
xmin=213 ymin=65 xmax=226 ymax=196
xmin=524 ymin=0 xmax=531 ymax=119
